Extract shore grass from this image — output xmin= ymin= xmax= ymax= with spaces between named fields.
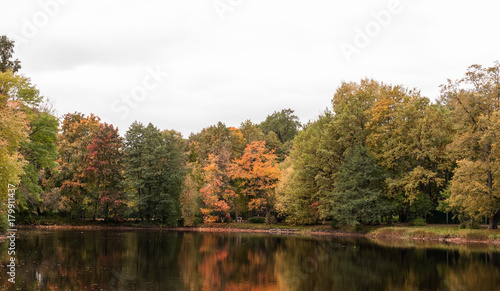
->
xmin=369 ymin=225 xmax=500 ymax=243
xmin=198 ymin=222 xmax=331 ymax=231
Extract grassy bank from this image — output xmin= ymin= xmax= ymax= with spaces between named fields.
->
xmin=368 ymin=225 xmax=500 ymax=244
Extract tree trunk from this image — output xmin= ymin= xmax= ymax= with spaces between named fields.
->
xmin=399 ymin=209 xmax=408 ymax=223
xmin=488 ymin=209 xmax=500 ymax=229
xmin=265 ymin=207 xmax=271 ymax=225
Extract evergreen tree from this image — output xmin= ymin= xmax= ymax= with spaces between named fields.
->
xmin=329 ymin=145 xmax=393 ymax=226
xmin=124 ymin=122 xmax=185 ymax=225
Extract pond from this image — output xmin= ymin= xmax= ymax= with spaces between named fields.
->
xmin=1 ymin=229 xmax=499 ymax=290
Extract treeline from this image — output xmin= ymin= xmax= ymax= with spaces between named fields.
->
xmin=1 ymin=36 xmax=500 ymax=229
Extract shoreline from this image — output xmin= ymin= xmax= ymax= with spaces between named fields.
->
xmin=6 ymin=223 xmax=500 ymax=245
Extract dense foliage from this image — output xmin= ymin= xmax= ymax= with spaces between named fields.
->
xmin=1 ymin=35 xmax=499 ymax=229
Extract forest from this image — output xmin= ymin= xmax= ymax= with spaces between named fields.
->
xmin=1 ymin=35 xmax=500 ymax=230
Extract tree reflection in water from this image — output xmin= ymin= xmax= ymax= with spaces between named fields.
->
xmin=0 ymin=229 xmax=499 ymax=290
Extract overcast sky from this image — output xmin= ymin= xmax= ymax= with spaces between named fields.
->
xmin=2 ymin=0 xmax=499 ymax=137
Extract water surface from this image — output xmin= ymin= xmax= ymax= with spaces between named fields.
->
xmin=1 ymin=229 xmax=499 ymax=290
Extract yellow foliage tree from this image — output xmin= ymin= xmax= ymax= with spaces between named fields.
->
xmin=442 ymin=62 xmax=500 ymax=229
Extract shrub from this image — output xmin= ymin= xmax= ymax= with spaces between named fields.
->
xmin=330 ymin=219 xmax=340 ymax=229
xmin=464 ymin=230 xmax=487 ymax=240
xmin=249 ymin=217 xmax=265 ymax=223
xmin=194 ymin=217 xmax=204 ymax=225
xmin=266 ymin=215 xmax=276 ymax=224
xmin=412 ymin=217 xmax=427 ymax=226
xmin=461 ymin=220 xmax=480 ymax=229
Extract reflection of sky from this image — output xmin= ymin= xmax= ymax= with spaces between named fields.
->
xmin=2 ymin=0 xmax=500 ymax=137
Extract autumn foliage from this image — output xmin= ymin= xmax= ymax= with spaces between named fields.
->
xmin=2 ymin=34 xmax=500 ymax=230
xmin=230 ymin=141 xmax=280 ymax=217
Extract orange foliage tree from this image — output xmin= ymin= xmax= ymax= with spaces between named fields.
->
xmin=199 ymin=154 xmax=236 ymax=222
xmin=229 ymin=141 xmax=280 ymax=221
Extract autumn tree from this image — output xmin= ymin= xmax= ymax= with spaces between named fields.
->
xmin=229 ymin=141 xmax=280 ymax=223
xmin=84 ymin=123 xmax=124 ymax=220
xmin=0 ymin=37 xmax=59 ymax=224
xmin=1 ymin=72 xmax=57 ymax=215
xmin=366 ymin=86 xmax=453 ymax=222
xmin=199 ymin=154 xmax=235 ymax=222
xmin=56 ymin=113 xmax=101 ymax=218
xmin=179 ymin=166 xmax=202 ymax=226
xmin=189 ymin=122 xmax=246 ymax=220
xmin=0 ymin=73 xmax=29 ymax=230
xmin=441 ymin=62 xmax=500 ymax=229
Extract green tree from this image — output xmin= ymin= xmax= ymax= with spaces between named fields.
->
xmin=239 ymin=119 xmax=265 ymax=144
xmin=0 ymin=35 xmax=21 ymax=73
xmin=275 ymin=112 xmax=333 ymax=224
xmin=18 ymin=111 xmax=59 ymax=215
xmin=259 ymin=109 xmax=301 ymax=161
xmin=329 ymin=145 xmax=393 ymax=226
xmin=124 ymin=122 xmax=185 ymax=225
xmin=315 ymin=80 xmax=382 ymax=219
xmin=259 ymin=108 xmax=301 ymax=143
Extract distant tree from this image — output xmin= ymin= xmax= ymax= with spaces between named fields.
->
xmin=189 ymin=121 xmax=245 ymax=164
xmin=0 ymin=35 xmax=21 ymax=73
xmin=259 ymin=108 xmax=301 ymax=144
xmin=239 ymin=119 xmax=265 ymax=144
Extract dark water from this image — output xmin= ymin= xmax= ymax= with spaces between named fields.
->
xmin=1 ymin=229 xmax=500 ymax=290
